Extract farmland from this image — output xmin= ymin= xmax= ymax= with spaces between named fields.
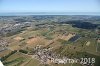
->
xmin=0 ymin=15 xmax=100 ymax=66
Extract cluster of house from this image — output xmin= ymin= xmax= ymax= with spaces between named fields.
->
xmin=0 ymin=22 xmax=31 ymax=36
xmin=31 ymin=45 xmax=95 ymax=66
xmin=0 ymin=39 xmax=8 ymax=52
xmin=32 ymin=45 xmax=79 ymax=64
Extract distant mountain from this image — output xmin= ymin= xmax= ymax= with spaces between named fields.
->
xmin=0 ymin=12 xmax=100 ymax=16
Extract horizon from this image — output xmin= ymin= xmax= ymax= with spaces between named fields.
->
xmin=0 ymin=12 xmax=100 ymax=16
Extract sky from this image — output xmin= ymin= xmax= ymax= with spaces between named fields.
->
xmin=0 ymin=0 xmax=100 ymax=13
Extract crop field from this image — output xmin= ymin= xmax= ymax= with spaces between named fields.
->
xmin=97 ymin=43 xmax=100 ymax=52
xmin=0 ymin=15 xmax=100 ymax=66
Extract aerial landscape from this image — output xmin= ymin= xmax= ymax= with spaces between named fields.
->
xmin=0 ymin=15 xmax=100 ymax=66
xmin=0 ymin=0 xmax=100 ymax=66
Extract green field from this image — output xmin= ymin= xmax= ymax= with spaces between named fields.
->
xmin=0 ymin=15 xmax=100 ymax=66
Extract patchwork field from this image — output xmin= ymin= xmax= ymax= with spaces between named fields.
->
xmin=0 ymin=15 xmax=100 ymax=66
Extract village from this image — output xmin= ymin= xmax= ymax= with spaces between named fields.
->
xmin=31 ymin=45 xmax=79 ymax=64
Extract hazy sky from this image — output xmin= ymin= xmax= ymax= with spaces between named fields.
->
xmin=0 ymin=0 xmax=100 ymax=13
